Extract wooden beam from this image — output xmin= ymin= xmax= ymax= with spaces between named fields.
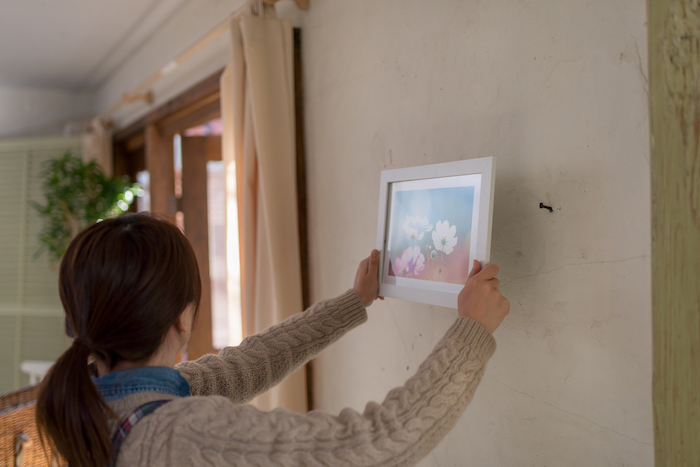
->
xmin=112 ymin=69 xmax=224 ymax=145
xmin=648 ymin=1 xmax=700 ymax=465
xmin=145 ymin=123 xmax=175 ymax=222
xmin=158 ymin=92 xmax=221 ymax=136
xmin=180 ymin=135 xmax=222 ymax=359
xmin=125 ymin=132 xmax=145 ymax=152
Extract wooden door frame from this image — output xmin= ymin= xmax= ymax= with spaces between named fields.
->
xmin=113 ymin=71 xmax=224 ymax=361
xmin=180 ymin=135 xmax=223 ymax=359
xmin=113 ymin=71 xmax=223 ymax=221
xmin=111 ymin=30 xmax=312 ymax=392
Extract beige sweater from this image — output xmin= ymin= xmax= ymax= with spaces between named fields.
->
xmin=109 ymin=289 xmax=496 ymax=466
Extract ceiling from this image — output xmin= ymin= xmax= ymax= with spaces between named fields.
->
xmin=0 ymin=0 xmax=187 ymax=91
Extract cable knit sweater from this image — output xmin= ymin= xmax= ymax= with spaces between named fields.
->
xmin=108 ymin=289 xmax=496 ymax=466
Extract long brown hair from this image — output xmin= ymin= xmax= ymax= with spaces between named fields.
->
xmin=35 ymin=213 xmax=201 ymax=467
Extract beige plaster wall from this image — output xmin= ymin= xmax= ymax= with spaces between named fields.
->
xmin=0 ymin=84 xmax=93 ymax=138
xmin=93 ymin=0 xmax=652 ymax=463
xmin=296 ymin=1 xmax=652 ymax=465
xmin=94 ymin=0 xmax=245 ymax=128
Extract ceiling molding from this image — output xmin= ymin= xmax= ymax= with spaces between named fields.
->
xmin=79 ymin=0 xmax=188 ymax=89
xmin=0 ymin=0 xmax=187 ymax=90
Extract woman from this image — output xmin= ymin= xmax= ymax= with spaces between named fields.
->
xmin=36 ymin=213 xmax=509 ymax=467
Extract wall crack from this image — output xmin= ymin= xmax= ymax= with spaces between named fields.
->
xmin=500 ymin=255 xmax=650 ymax=289
xmin=486 ymin=375 xmax=653 ymax=446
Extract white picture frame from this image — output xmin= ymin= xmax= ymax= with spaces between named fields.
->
xmin=376 ymin=157 xmax=496 ymax=309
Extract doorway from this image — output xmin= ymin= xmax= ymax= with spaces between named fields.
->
xmin=112 ymin=71 xmax=240 ymax=361
xmin=111 ymin=31 xmax=310 ymax=409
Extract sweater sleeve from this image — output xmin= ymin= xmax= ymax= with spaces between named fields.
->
xmin=128 ymin=317 xmax=496 ymax=467
xmin=175 ymin=289 xmax=367 ymax=402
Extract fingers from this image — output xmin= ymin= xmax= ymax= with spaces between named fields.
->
xmin=468 ymin=260 xmax=481 ymax=279
xmin=457 ymin=262 xmax=508 ymax=331
xmin=368 ymin=249 xmax=379 ymax=274
xmin=501 ymin=295 xmax=511 ymax=313
xmin=358 ymin=257 xmax=369 ymax=275
xmin=359 ymin=250 xmax=380 ymax=277
xmin=467 ymin=261 xmax=499 ymax=283
xmin=354 ymin=250 xmax=381 ymax=308
xmin=475 ymin=263 xmax=499 ymax=281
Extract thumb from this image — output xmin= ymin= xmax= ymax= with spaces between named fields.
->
xmin=367 ymin=249 xmax=379 ymax=275
xmin=468 ymin=260 xmax=481 ymax=279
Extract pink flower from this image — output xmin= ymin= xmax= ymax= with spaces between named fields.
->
xmin=393 ymin=246 xmax=426 ymax=277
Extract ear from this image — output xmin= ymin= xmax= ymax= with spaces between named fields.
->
xmin=174 ymin=315 xmax=187 ymax=334
xmin=174 ymin=303 xmax=196 ymax=335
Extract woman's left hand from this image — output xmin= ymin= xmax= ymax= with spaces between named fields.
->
xmin=353 ymin=249 xmax=383 ymax=308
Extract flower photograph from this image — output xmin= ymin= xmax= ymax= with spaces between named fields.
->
xmin=386 ymin=185 xmax=475 ymax=285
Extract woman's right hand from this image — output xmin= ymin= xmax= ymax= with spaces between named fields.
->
xmin=458 ymin=260 xmax=510 ymax=334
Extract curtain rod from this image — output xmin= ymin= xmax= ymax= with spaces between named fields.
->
xmin=99 ymin=0 xmax=308 ymax=123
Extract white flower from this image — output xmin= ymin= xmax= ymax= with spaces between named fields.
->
xmin=403 ymin=215 xmax=433 ymax=241
xmin=432 ymin=220 xmax=457 ymax=255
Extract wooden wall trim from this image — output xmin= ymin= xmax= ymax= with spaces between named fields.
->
xmin=113 ymin=69 xmax=224 ymax=144
xmin=145 ymin=123 xmax=175 ymax=222
xmin=292 ymin=28 xmax=314 ymax=412
xmin=648 ymin=1 xmax=700 ymax=465
xmin=294 ymin=28 xmax=310 ymax=314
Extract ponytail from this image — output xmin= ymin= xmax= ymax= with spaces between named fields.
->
xmin=36 ymin=339 xmax=115 ymax=467
xmin=33 ymin=213 xmax=201 ymax=466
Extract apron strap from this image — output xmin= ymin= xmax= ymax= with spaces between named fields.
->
xmin=111 ymin=399 xmax=171 ymax=466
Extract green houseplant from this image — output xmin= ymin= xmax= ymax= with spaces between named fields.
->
xmin=32 ymin=152 xmax=141 ymax=264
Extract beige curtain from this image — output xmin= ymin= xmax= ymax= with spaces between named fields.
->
xmin=81 ymin=117 xmax=113 ymax=176
xmin=220 ymin=13 xmax=306 ymax=413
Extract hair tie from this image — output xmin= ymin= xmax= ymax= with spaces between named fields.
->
xmin=73 ymin=338 xmax=91 ymax=350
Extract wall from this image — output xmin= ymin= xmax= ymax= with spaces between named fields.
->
xmin=0 ymin=137 xmax=82 ymax=392
xmin=298 ymin=1 xmax=652 ymax=466
xmin=94 ymin=0 xmax=248 ymax=128
xmin=0 ymin=84 xmax=93 ymax=138
xmin=90 ymin=0 xmax=652 ymax=463
xmin=93 ymin=1 xmax=309 ymax=129
xmin=0 ymin=82 xmax=91 ymax=392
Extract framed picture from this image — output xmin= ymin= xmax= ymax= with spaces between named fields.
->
xmin=376 ymin=157 xmax=495 ymax=309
